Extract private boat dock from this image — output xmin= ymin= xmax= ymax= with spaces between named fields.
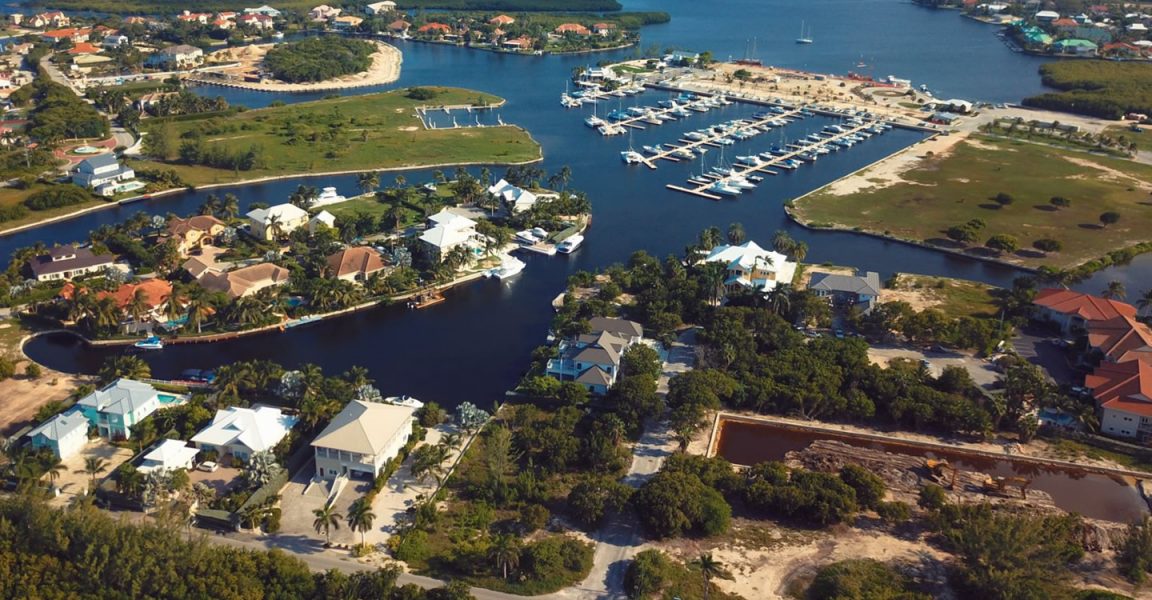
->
xmin=638 ymin=105 xmax=807 ymax=168
xmin=664 ymin=119 xmax=882 ymax=200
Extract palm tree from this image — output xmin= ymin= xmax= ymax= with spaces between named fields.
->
xmin=221 ymin=193 xmax=240 ymax=220
xmin=346 ymin=498 xmax=376 ymax=548
xmin=312 ymin=504 xmax=343 ymax=546
xmin=489 ymin=534 xmax=522 ymax=579
xmin=126 ymin=288 xmax=150 ymax=326
xmin=1138 ymin=288 xmax=1152 ymax=313
xmin=357 ymin=171 xmax=380 ymax=196
xmin=773 ymin=230 xmax=796 ymax=255
xmin=267 ymin=213 xmax=285 ymax=241
xmin=164 ymin=283 xmax=186 ymax=324
xmin=791 ymin=241 xmax=808 ymax=262
xmin=698 ymin=226 xmax=722 ymax=250
xmin=44 ymin=460 xmax=65 ymax=488
xmin=99 ymin=355 xmax=151 ymax=383
xmin=1102 ymin=280 xmax=1127 ymax=300
xmin=726 ymin=222 xmax=745 ymax=245
xmin=77 ymin=457 xmax=108 ymax=490
xmin=185 ymin=286 xmax=214 ymax=334
xmin=93 ymin=296 xmax=121 ymax=333
xmin=767 ymin=285 xmax=792 ymax=316
xmin=343 ymin=365 xmax=372 ymax=389
xmin=690 ymin=552 xmax=733 ymax=600
xmin=394 ymin=174 xmax=407 ymax=190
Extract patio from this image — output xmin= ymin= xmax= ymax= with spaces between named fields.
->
xmin=188 ymin=464 xmax=244 ymax=497
xmin=49 ymin=440 xmax=134 ymax=506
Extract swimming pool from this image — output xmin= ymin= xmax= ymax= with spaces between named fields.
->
xmin=158 ymin=394 xmax=182 ymax=405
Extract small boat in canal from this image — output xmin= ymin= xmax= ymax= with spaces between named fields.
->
xmin=556 ymin=234 xmax=584 ymax=254
xmin=133 ymin=336 xmax=164 ymax=350
xmin=487 ymin=255 xmax=527 ymax=279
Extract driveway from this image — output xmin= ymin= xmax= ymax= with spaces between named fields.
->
xmin=50 ymin=440 xmax=134 ymax=506
xmin=867 ymin=345 xmax=1001 ymax=388
xmin=656 ymin=328 xmax=698 ymax=394
xmin=1011 ymin=324 xmax=1078 ymax=385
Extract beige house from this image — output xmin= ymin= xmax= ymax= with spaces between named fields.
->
xmin=199 ymin=262 xmax=291 ymax=298
xmin=163 ymin=215 xmax=227 ymax=257
xmin=311 ymin=400 xmax=416 ymax=480
xmin=326 ymin=246 xmax=388 ymax=282
xmin=246 ymin=203 xmax=309 ymax=241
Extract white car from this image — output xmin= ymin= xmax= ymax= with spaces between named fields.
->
xmin=198 ymin=461 xmax=219 ymax=473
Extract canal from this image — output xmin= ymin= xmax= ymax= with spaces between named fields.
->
xmin=715 ymin=418 xmax=1148 ymax=523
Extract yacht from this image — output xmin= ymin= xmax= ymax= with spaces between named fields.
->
xmin=727 ymin=177 xmax=757 ymax=190
xmin=709 ymin=181 xmax=743 ymax=196
xmin=556 ymin=234 xmax=585 ymax=254
xmin=313 ymin=186 xmax=346 ymax=206
xmin=642 ymin=145 xmax=662 ymax=155
xmin=585 ymin=115 xmax=606 ymax=128
xmin=516 ymin=227 xmax=548 ymax=244
xmin=672 ymin=148 xmax=695 ymax=159
xmin=599 ymin=124 xmax=626 ymax=136
xmin=385 ymin=395 xmax=425 ymax=409
xmin=133 ymin=336 xmax=164 ymax=350
xmin=621 ymin=150 xmax=645 ymax=164
xmin=487 ymin=255 xmax=526 ymax=279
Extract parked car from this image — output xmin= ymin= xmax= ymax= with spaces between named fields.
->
xmin=198 ymin=461 xmax=219 ymax=473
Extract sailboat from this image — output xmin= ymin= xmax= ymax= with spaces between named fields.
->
xmin=620 ymin=129 xmax=643 ymax=164
xmin=796 ymin=21 xmax=813 ymax=44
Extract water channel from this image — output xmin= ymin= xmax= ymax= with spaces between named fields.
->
xmin=17 ymin=0 xmax=1150 ymax=407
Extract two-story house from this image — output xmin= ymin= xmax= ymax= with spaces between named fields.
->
xmin=807 ymin=270 xmax=883 ymax=313
xmin=28 ymin=412 xmax=89 ymax=460
xmin=419 ymin=209 xmax=482 ymax=262
xmin=704 ymin=241 xmax=797 ymax=294
xmin=1088 ymin=359 xmax=1152 ymax=442
xmin=73 ymin=154 xmax=136 ymax=195
xmin=162 ymin=214 xmax=227 ymax=257
xmin=73 ymin=379 xmax=170 ymax=440
xmin=311 ymin=400 xmax=416 ymax=480
xmin=246 ymin=203 xmax=309 ymax=241
xmin=546 ymin=317 xmax=644 ymax=395
xmin=27 ymin=246 xmax=114 ymax=282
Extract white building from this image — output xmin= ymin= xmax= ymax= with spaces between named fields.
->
xmin=191 ymin=405 xmax=297 ymax=463
xmin=488 ymin=178 xmax=546 ymax=213
xmin=309 ymin=4 xmax=342 ymax=21
xmin=703 ymin=241 xmax=797 ymax=293
xmin=73 ymin=378 xmax=167 ymax=440
xmin=246 ymin=203 xmax=310 ymax=241
xmin=28 ymin=412 xmax=89 ymax=460
xmin=73 ymin=153 xmax=136 ymax=194
xmin=243 ymin=5 xmax=282 ymax=17
xmin=311 ymin=400 xmax=416 ymax=480
xmin=309 ymin=210 xmax=337 ymax=234
xmin=138 ymin=439 xmax=200 ymax=473
xmin=102 ymin=34 xmax=129 ymax=49
xmin=149 ymin=44 xmax=204 ymax=69
xmin=546 ymin=317 xmax=644 ymax=395
xmin=1088 ymin=359 xmax=1152 ymax=442
xmin=419 ymin=209 xmax=481 ymax=261
xmin=364 ymin=1 xmax=397 ymax=15
xmin=27 ymin=246 xmax=114 ymax=282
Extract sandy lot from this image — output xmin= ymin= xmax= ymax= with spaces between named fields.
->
xmin=0 ymin=364 xmax=92 ymax=436
xmin=204 ymin=41 xmax=402 ymax=92
xmin=50 ymin=441 xmax=134 ymax=506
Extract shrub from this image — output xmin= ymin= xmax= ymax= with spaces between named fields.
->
xmin=24 ymin=362 xmax=42 ymax=379
xmin=807 ymin=559 xmax=928 ymax=600
xmin=918 ymin=484 xmax=948 ymax=511
xmin=263 ymin=507 xmax=281 ymax=533
xmin=1100 ymin=211 xmax=1121 ymax=227
xmin=1033 ymin=238 xmax=1063 ymax=253
xmin=993 ymin=192 xmax=1014 ymax=206
xmin=417 ymin=401 xmax=446 ymax=427
xmin=625 ymin=549 xmax=669 ymax=599
xmin=876 ymin=501 xmax=912 ymax=524
xmin=394 ymin=529 xmax=430 ymax=563
xmin=838 ymin=464 xmax=886 ymax=509
xmin=24 ymin=185 xmax=92 ymax=211
xmin=406 ymin=87 xmax=440 ymax=101
xmin=263 ymin=37 xmax=375 ymax=83
xmin=519 ymin=503 xmax=550 ymax=534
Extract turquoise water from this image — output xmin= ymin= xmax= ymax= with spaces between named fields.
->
xmin=158 ymin=394 xmax=180 ymax=405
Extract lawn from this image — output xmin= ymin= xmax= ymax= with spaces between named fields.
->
xmin=0 ymin=185 xmax=110 ymax=235
xmin=132 ymin=87 xmax=540 ymax=187
xmin=794 ymin=135 xmax=1152 ymax=269
xmin=1104 ymin=124 xmax=1152 ymax=153
xmin=886 ymin=274 xmax=1001 ymax=320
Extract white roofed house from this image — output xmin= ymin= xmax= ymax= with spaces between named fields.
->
xmin=488 ymin=178 xmax=545 ymax=213
xmin=246 ymin=203 xmax=309 ymax=241
xmin=311 ymin=400 xmax=416 ymax=480
xmin=703 ymin=241 xmax=797 ymax=295
xmin=365 ymin=1 xmax=397 ymax=14
xmin=191 ymin=405 xmax=297 ymax=463
xmin=243 ymin=5 xmax=282 ymax=17
xmin=419 ymin=208 xmax=483 ymax=262
xmin=137 ymin=439 xmax=199 ymax=474
xmin=148 ymin=44 xmax=204 ymax=69
xmin=309 ymin=4 xmax=342 ymax=21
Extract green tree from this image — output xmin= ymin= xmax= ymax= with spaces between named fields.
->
xmin=77 ymin=457 xmax=108 ymax=490
xmin=1049 ymin=196 xmax=1071 ymax=209
xmin=1100 ymin=211 xmax=1121 ymax=227
xmin=1102 ymin=280 xmax=1127 ymax=300
xmin=1032 ymin=238 xmax=1062 ymax=253
xmin=489 ymin=534 xmax=522 ymax=580
xmin=807 ymin=559 xmax=928 ymax=600
xmin=985 ymin=234 xmax=1019 ymax=255
xmin=98 ymin=355 xmax=151 ymax=384
xmin=312 ymin=504 xmax=343 ymax=547
xmin=690 ymin=552 xmax=733 ymax=600
xmin=346 ymin=498 xmax=376 ymax=548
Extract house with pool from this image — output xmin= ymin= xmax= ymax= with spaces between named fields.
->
xmin=73 ymin=378 xmax=179 ymax=440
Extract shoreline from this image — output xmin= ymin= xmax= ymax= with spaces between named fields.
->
xmin=381 ymin=33 xmax=638 ymax=57
xmin=0 ymin=152 xmax=543 ymax=239
xmin=189 ymin=41 xmax=402 ymax=93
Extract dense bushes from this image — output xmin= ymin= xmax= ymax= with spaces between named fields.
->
xmin=23 ymin=184 xmax=93 ymax=210
xmin=264 ymin=37 xmax=376 ymax=84
xmin=807 ymin=559 xmax=929 ymax=600
xmin=1022 ymin=61 xmax=1152 ymax=119
xmin=630 ymin=469 xmax=731 ymax=538
xmin=13 ymin=79 xmax=110 ymax=142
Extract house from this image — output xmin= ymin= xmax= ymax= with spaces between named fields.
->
xmin=246 ymin=202 xmax=309 ymax=240
xmin=103 ymin=35 xmax=130 ymax=49
xmin=311 ymin=400 xmax=416 ymax=479
xmin=1035 ymin=10 xmax=1061 ymax=22
xmin=1052 ymin=17 xmax=1078 ymax=29
xmin=489 ymin=14 xmax=516 ymax=26
xmin=488 ymin=178 xmax=540 ymax=213
xmin=703 ymin=241 xmax=797 ymax=294
xmin=309 ymin=4 xmax=342 ymax=21
xmin=808 ymin=270 xmax=882 ymax=312
xmin=74 ymin=379 xmax=168 ymax=440
xmin=67 ymin=43 xmax=100 ymax=56
xmin=555 ymin=23 xmax=592 ymax=36
xmin=418 ymin=22 xmax=453 ymax=37
xmin=30 ymin=11 xmax=70 ymax=28
xmin=40 ymin=28 xmax=91 ymax=45
xmin=419 ymin=209 xmax=481 ymax=261
xmin=309 ymin=210 xmax=336 ymax=234
xmin=502 ymin=36 xmax=533 ymax=49
xmin=1031 ymin=289 xmax=1137 ymax=334
xmin=333 ymin=15 xmax=364 ymax=30
xmin=238 ymin=14 xmax=275 ymax=29
xmin=199 ymin=262 xmax=291 ymax=298
xmin=138 ymin=439 xmax=199 ymax=474
xmin=1088 ymin=359 xmax=1152 ymax=441
xmin=1052 ymin=38 xmax=1098 ymax=55
xmin=213 ymin=18 xmax=235 ymax=30
xmin=243 ymin=5 xmax=282 ymax=17
xmin=1088 ymin=316 xmax=1152 ymax=364
xmin=546 ymin=317 xmax=644 ymax=394
xmin=191 ymin=405 xmax=297 ymax=463
xmin=93 ymin=279 xmax=174 ymax=331
xmin=148 ymin=44 xmax=204 ymax=69
xmin=178 ymin=11 xmax=211 ymax=24
xmin=28 ymin=412 xmax=89 ymax=460
xmin=591 ymin=22 xmax=616 ymax=36
xmin=163 ymin=214 xmax=227 ymax=258
xmin=388 ymin=19 xmax=411 ymax=33
xmin=364 ymin=1 xmax=397 ymax=15
xmin=72 ymin=154 xmax=136 ymax=196
xmin=327 ymin=246 xmax=388 ymax=282
xmin=28 ymin=246 xmax=114 ymax=282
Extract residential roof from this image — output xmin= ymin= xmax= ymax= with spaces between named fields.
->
xmin=575 ymin=366 xmax=613 ymax=387
xmin=1088 ymin=316 xmax=1152 ymax=364
xmin=138 ymin=439 xmax=200 ymax=473
xmin=577 ymin=330 xmax=627 ymax=353
xmin=555 ymin=23 xmax=591 ymax=34
xmin=246 ymin=202 xmax=308 ymax=225
xmin=311 ymin=210 xmax=336 ymax=228
xmin=29 ymin=411 xmax=88 ymax=442
xmin=1087 ymin=359 xmax=1152 ymax=417
xmin=327 ymin=246 xmax=387 ymax=279
xmin=159 ymin=44 xmax=202 ymax=56
xmin=76 ymin=378 xmax=159 ymax=416
xmin=199 ymin=262 xmax=290 ymax=298
xmin=78 ymin=153 xmax=119 ymax=170
xmin=388 ymin=19 xmax=410 ymax=30
xmin=68 ymin=42 xmax=100 ymax=55
xmin=489 ymin=14 xmax=515 ymax=25
xmin=573 ymin=344 xmax=619 ymax=367
xmin=705 ymin=241 xmax=788 ymax=271
xmin=807 ymin=271 xmax=882 ymax=296
xmin=191 ymin=405 xmax=296 ymax=454
xmin=587 ymin=316 xmax=643 ymax=339
xmin=310 ymin=400 xmax=415 ymax=455
xmin=28 ymin=246 xmax=114 ymax=278
xmin=418 ymin=22 xmax=452 ymax=32
xmin=97 ymin=279 xmax=172 ymax=310
xmin=1033 ymin=289 xmax=1137 ymax=322
xmin=167 ymin=214 xmax=225 ymax=237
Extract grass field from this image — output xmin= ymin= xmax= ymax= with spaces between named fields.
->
xmin=133 ymin=87 xmax=540 ymax=187
xmin=1104 ymin=124 xmax=1152 ymax=153
xmin=795 ymin=135 xmax=1152 ymax=269
xmin=0 ymin=186 xmax=109 ymax=234
xmin=887 ymin=274 xmax=1000 ymax=320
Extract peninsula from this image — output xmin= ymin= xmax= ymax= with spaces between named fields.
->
xmin=193 ymin=39 xmax=402 ymax=92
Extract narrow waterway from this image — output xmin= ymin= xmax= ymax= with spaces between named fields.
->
xmin=715 ymin=419 xmax=1148 ymax=523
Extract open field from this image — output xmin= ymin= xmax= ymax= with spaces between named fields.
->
xmin=0 ymin=185 xmax=108 ymax=234
xmin=884 ymin=273 xmax=1000 ymax=319
xmin=794 ymin=135 xmax=1152 ymax=269
xmin=132 ymin=87 xmax=540 ymax=187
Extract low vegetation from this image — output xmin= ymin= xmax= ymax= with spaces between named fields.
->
xmin=1024 ymin=61 xmax=1152 ymax=120
xmin=264 ymin=37 xmax=376 ymax=84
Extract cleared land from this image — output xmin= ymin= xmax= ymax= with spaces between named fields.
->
xmin=132 ymin=87 xmax=540 ymax=187
xmin=794 ymin=135 xmax=1152 ymax=269
xmin=883 ymin=273 xmax=1000 ymax=319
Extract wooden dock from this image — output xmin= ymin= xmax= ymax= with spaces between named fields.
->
xmin=663 ymin=120 xmax=881 ymax=199
xmin=640 ymin=105 xmax=807 ymax=170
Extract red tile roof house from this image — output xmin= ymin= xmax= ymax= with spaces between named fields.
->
xmin=1088 ymin=315 xmax=1152 ymax=365
xmin=388 ymin=19 xmax=410 ymax=33
xmin=1087 ymin=359 xmax=1152 ymax=441
xmin=489 ymin=14 xmax=515 ymax=26
xmin=1031 ymin=288 xmax=1137 ymax=335
xmin=417 ymin=22 xmax=453 ymax=38
xmin=554 ymin=23 xmax=591 ymax=36
xmin=592 ymin=22 xmax=616 ymax=36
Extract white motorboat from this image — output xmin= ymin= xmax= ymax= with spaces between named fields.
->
xmin=312 ymin=186 xmax=347 ymax=207
xmin=585 ymin=115 xmax=606 ymax=128
xmin=487 ymin=255 xmax=526 ymax=279
xmin=709 ymin=181 xmax=742 ymax=196
xmin=133 ymin=336 xmax=164 ymax=350
xmin=621 ymin=150 xmax=645 ymax=164
xmin=556 ymin=234 xmax=584 ymax=254
xmin=642 ymin=145 xmax=662 ymax=155
xmin=516 ymin=227 xmax=548 ymax=244
xmin=599 ymin=124 xmax=626 ymax=136
xmin=385 ymin=395 xmax=425 ymax=409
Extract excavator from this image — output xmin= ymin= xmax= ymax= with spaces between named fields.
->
xmin=982 ymin=475 xmax=1032 ymax=499
xmin=925 ymin=459 xmax=958 ymax=489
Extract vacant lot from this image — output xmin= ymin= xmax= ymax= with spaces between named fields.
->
xmin=884 ymin=274 xmax=1001 ymax=320
xmin=133 ymin=87 xmax=540 ymax=187
xmin=796 ymin=135 xmax=1152 ymax=268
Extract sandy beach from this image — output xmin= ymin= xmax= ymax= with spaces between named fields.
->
xmin=199 ymin=41 xmax=402 ymax=92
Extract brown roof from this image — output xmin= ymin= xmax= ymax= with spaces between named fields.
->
xmin=418 ymin=22 xmax=451 ymax=32
xmin=167 ymin=214 xmax=226 ymax=237
xmin=489 ymin=14 xmax=515 ymax=25
xmin=98 ymin=279 xmax=172 ymax=310
xmin=1088 ymin=316 xmax=1152 ymax=364
xmin=200 ymin=262 xmax=290 ymax=298
xmin=326 ymin=247 xmax=387 ymax=279
xmin=555 ymin=23 xmax=591 ymax=35
xmin=1033 ymin=289 xmax=1137 ymax=322
xmin=1088 ymin=359 xmax=1152 ymax=417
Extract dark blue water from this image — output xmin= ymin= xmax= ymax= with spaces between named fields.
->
xmin=21 ymin=1 xmax=1134 ymax=409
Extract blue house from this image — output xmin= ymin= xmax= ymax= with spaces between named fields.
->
xmin=28 ymin=412 xmax=90 ymax=460
xmin=74 ymin=379 xmax=167 ymax=440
